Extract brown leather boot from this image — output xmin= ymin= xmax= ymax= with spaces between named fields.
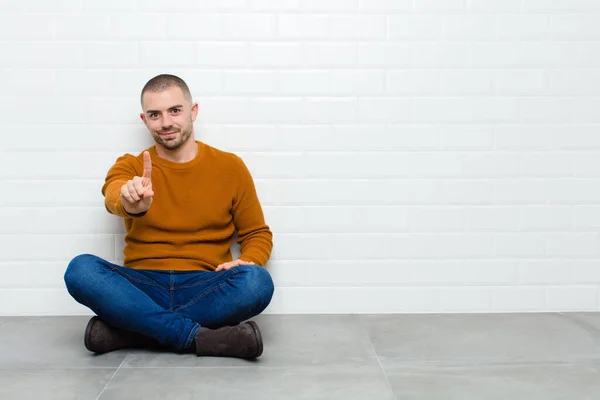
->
xmin=194 ymin=321 xmax=263 ymax=359
xmin=84 ymin=316 xmax=161 ymax=354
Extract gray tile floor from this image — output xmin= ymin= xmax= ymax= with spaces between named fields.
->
xmin=2 ymin=313 xmax=600 ymax=399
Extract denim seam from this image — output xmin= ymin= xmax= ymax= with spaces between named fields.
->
xmin=184 ymin=322 xmax=202 ymax=350
xmin=173 ymin=269 xmax=240 ymax=312
xmin=173 ymin=282 xmax=228 ymax=312
xmin=109 ymin=266 xmax=167 ymax=289
xmin=175 ymin=273 xmax=224 ymax=289
xmin=170 ymin=272 xmax=175 ymax=310
xmin=175 ymin=266 xmax=255 ymax=289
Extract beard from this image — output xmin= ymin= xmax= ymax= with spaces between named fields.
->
xmin=152 ymin=122 xmax=193 ymax=150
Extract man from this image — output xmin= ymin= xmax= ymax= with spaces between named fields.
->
xmin=64 ymin=74 xmax=274 ymax=359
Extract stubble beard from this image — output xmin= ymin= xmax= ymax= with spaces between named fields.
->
xmin=154 ymin=123 xmax=193 ymax=151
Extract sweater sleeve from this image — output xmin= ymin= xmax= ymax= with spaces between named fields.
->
xmin=101 ymin=154 xmax=147 ymax=218
xmin=232 ymin=156 xmax=273 ymax=266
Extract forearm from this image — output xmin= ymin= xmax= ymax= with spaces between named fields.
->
xmin=232 ymin=156 xmax=273 ymax=266
xmin=239 ymin=226 xmax=273 ymax=266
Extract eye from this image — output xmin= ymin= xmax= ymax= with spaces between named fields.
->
xmin=171 ymin=108 xmax=181 ymax=114
xmin=149 ymin=112 xmax=159 ymax=118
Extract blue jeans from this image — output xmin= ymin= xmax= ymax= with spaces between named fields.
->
xmin=64 ymin=254 xmax=275 ymax=351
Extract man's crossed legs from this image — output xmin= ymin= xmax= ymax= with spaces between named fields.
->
xmin=64 ymin=254 xmax=274 ymax=358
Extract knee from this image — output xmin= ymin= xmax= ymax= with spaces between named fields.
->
xmin=64 ymin=254 xmax=101 ymax=292
xmin=235 ymin=266 xmax=275 ymax=308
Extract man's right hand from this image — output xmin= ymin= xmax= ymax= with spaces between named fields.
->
xmin=120 ymin=151 xmax=154 ymax=215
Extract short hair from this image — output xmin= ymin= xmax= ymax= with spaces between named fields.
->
xmin=140 ymin=74 xmax=192 ymax=106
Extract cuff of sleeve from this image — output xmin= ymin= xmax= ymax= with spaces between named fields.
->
xmin=121 ymin=203 xmax=148 ymax=218
xmin=239 ymin=254 xmax=263 ymax=267
xmin=241 ymin=250 xmax=271 ymax=267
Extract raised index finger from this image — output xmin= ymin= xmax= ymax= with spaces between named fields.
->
xmin=142 ymin=151 xmax=152 ymax=180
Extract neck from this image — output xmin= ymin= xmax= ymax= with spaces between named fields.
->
xmin=154 ymin=134 xmax=198 ymax=163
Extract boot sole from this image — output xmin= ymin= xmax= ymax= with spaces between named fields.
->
xmin=84 ymin=316 xmax=101 ymax=353
xmin=247 ymin=321 xmax=263 ymax=358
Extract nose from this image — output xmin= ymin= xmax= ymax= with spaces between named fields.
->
xmin=161 ymin=114 xmax=173 ymax=130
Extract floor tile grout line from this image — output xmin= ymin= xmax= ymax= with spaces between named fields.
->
xmin=354 ymin=314 xmax=399 ymax=400
xmin=95 ymin=353 xmax=129 ymax=400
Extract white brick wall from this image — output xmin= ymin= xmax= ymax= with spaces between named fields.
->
xmin=2 ymin=0 xmax=600 ymax=315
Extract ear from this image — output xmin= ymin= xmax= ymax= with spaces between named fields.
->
xmin=140 ymin=113 xmax=147 ymax=124
xmin=191 ymin=102 xmax=199 ymax=122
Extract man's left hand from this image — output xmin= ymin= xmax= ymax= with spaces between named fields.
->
xmin=215 ymin=259 xmax=255 ymax=272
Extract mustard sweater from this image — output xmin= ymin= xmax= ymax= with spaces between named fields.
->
xmin=101 ymin=141 xmax=273 ymax=271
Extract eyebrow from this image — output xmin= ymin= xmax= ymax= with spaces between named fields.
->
xmin=145 ymin=105 xmax=183 ymax=114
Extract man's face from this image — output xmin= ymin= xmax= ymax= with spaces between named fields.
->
xmin=140 ymin=86 xmax=198 ymax=151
